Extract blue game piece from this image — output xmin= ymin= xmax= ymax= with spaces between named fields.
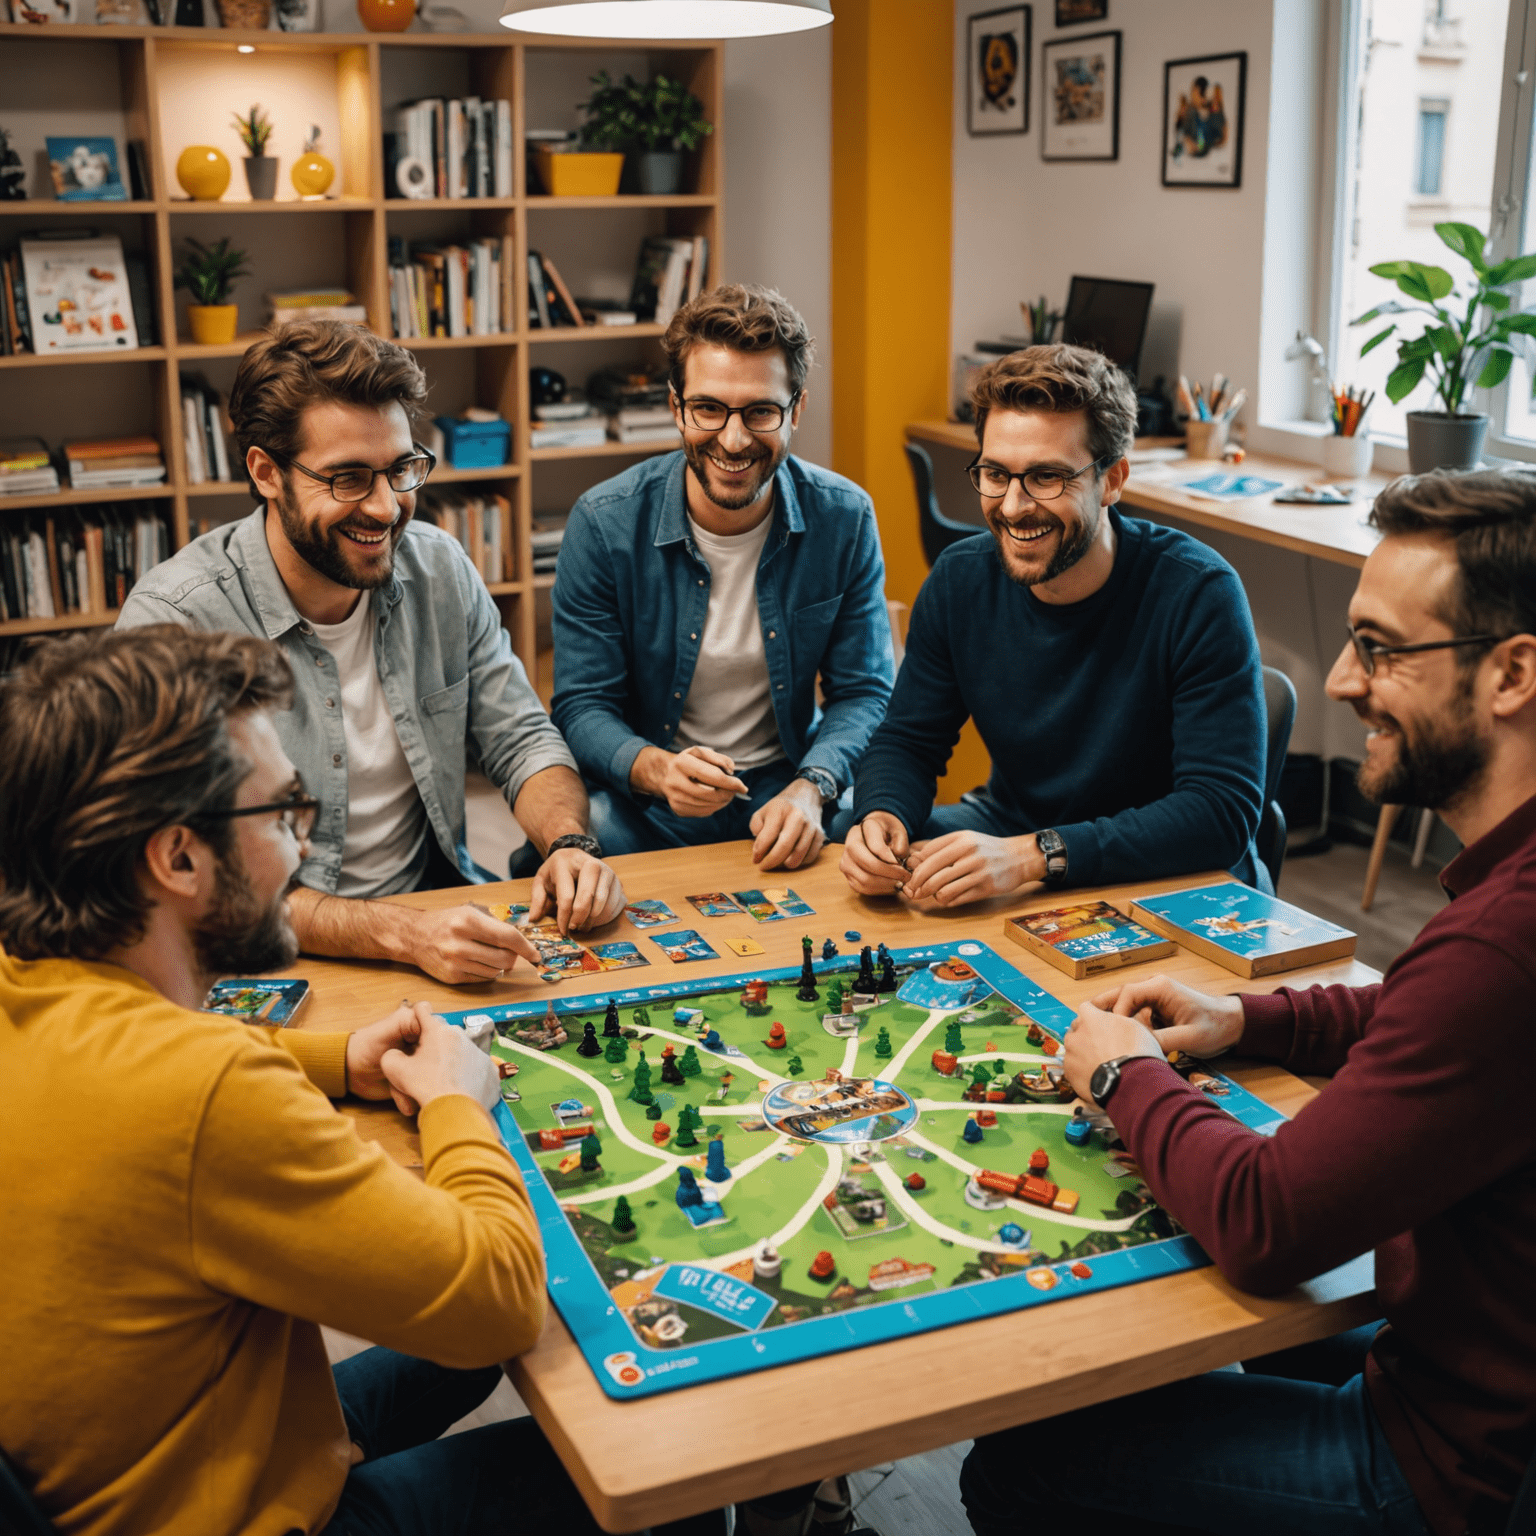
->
xmin=821 ymin=939 xmax=838 ymax=961
xmin=998 ymin=1222 xmax=1025 ymax=1245
xmin=962 ymin=1119 xmax=984 ymax=1145
xmin=701 ymin=1028 xmax=723 ymax=1050
xmin=844 ymin=930 xmax=861 ymax=942
xmin=1065 ymin=1115 xmax=1093 ymax=1147
xmin=705 ymin=1137 xmax=732 ymax=1183
xmin=675 ymin=1167 xmax=704 ymax=1209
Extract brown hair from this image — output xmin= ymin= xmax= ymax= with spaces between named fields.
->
xmin=1370 ymin=468 xmax=1536 ymax=648
xmin=662 ymin=283 xmax=815 ymax=400
xmin=228 ymin=319 xmax=429 ymax=467
xmin=0 ymin=626 xmax=293 ymax=961
xmin=969 ymin=343 xmax=1138 ymax=466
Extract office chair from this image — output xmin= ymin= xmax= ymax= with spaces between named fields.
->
xmin=1508 ymin=1455 xmax=1536 ymax=1536
xmin=904 ymin=441 xmax=978 ymax=568
xmin=0 ymin=1446 xmax=58 ymax=1536
xmin=1257 ymin=665 xmax=1297 ymax=891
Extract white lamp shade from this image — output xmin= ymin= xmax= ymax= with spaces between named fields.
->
xmin=499 ymin=0 xmax=832 ymax=39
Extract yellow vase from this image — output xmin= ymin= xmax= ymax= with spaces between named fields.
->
xmin=176 ymin=146 xmax=231 ymax=202
xmin=356 ymin=0 xmax=414 ymax=30
xmin=187 ymin=304 xmax=239 ymax=345
xmin=290 ymin=151 xmax=335 ymax=198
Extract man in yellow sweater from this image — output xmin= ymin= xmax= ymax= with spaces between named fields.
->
xmin=0 ymin=625 xmax=620 ymax=1536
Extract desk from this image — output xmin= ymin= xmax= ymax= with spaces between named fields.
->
xmin=906 ymin=419 xmax=1388 ymax=570
xmin=292 ymin=846 xmax=1378 ymax=1531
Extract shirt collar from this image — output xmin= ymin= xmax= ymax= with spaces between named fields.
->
xmin=1439 ymin=788 xmax=1536 ymax=898
xmin=653 ymin=453 xmax=805 ymax=548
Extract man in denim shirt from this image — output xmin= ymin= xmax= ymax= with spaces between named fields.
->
xmin=551 ymin=285 xmax=894 ymax=869
xmin=119 ymin=322 xmax=625 ymax=984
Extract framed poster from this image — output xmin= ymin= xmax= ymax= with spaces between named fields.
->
xmin=1055 ymin=0 xmax=1106 ymax=22
xmin=1162 ymin=51 xmax=1246 ymax=188
xmin=967 ymin=5 xmax=1031 ymax=137
xmin=1041 ymin=30 xmax=1120 ymax=162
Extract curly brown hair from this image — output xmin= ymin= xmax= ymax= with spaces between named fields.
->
xmin=969 ymin=343 xmax=1138 ymax=466
xmin=662 ymin=283 xmax=816 ymax=400
xmin=228 ymin=319 xmax=429 ymax=469
xmin=0 ymin=625 xmax=293 ymax=961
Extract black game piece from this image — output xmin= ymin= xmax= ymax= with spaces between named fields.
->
xmin=602 ymin=998 xmax=622 ymax=1037
xmin=795 ymin=934 xmax=819 ymax=1002
xmin=660 ymin=1048 xmax=685 ymax=1085
xmin=855 ymin=945 xmax=877 ymax=995
xmin=877 ymin=954 xmax=897 ymax=993
xmin=576 ymin=1020 xmax=602 ymax=1057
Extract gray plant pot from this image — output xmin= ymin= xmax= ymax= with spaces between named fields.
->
xmin=635 ymin=151 xmax=684 ymax=196
xmin=1405 ymin=411 xmax=1490 ymax=474
xmin=243 ymin=155 xmax=278 ymax=201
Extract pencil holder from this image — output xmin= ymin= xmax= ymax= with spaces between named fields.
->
xmin=1184 ymin=419 xmax=1229 ymax=459
xmin=1322 ymin=433 xmax=1373 ymax=480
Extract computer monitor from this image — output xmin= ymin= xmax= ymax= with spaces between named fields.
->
xmin=1061 ymin=275 xmax=1155 ymax=382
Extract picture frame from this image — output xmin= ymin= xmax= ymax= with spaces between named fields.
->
xmin=967 ymin=5 xmax=1031 ymax=138
xmin=1040 ymin=29 xmax=1120 ymax=162
xmin=1054 ymin=0 xmax=1106 ymax=23
xmin=45 ymin=137 xmax=128 ymax=202
xmin=1162 ymin=51 xmax=1247 ymax=188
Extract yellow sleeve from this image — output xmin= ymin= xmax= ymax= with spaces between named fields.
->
xmin=272 ymin=1029 xmax=350 ymax=1099
xmin=190 ymin=1042 xmax=546 ymax=1368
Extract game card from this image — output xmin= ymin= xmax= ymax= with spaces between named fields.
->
xmin=724 ymin=936 xmax=766 ymax=957
xmin=761 ymin=887 xmax=816 ymax=917
xmin=591 ymin=940 xmax=649 ymax=972
xmin=730 ymin=888 xmax=787 ymax=922
xmin=650 ymin=928 xmax=720 ymax=963
xmin=202 ymin=978 xmax=309 ymax=1025
xmin=624 ymin=899 xmax=679 ymax=930
xmin=483 ymin=901 xmax=530 ymax=925
xmin=686 ymin=892 xmax=744 ymax=919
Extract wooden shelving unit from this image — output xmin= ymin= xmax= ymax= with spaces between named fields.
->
xmin=0 ymin=21 xmax=723 ymax=666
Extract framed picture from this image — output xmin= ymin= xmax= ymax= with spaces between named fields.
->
xmin=1041 ymin=30 xmax=1120 ymax=162
xmin=1162 ymin=51 xmax=1247 ymax=188
xmin=45 ymin=137 xmax=128 ymax=202
xmin=1055 ymin=0 xmax=1106 ymax=23
xmin=967 ymin=5 xmax=1031 ymax=137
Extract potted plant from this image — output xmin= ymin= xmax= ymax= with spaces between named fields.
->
xmin=174 ymin=236 xmax=251 ymax=346
xmin=579 ymin=71 xmax=713 ymax=196
xmin=1353 ymin=221 xmax=1536 ymax=472
xmin=232 ymin=104 xmax=276 ymax=201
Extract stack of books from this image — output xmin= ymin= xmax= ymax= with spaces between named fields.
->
xmin=389 ymin=97 xmax=513 ymax=200
xmin=608 ymin=405 xmax=679 ymax=447
xmin=1 ymin=249 xmax=34 ymax=355
xmin=530 ymin=512 xmax=566 ymax=575
xmin=388 ymin=236 xmax=512 ymax=339
xmin=629 ymin=234 xmax=709 ymax=325
xmin=529 ymin=400 xmax=605 ymax=451
xmin=0 ymin=503 xmax=170 ymax=621
xmin=64 ymin=436 xmax=165 ymax=491
xmin=415 ymin=487 xmax=508 ymax=586
xmin=180 ymin=380 xmax=233 ymax=485
xmin=527 ymin=250 xmax=584 ymax=329
xmin=267 ymin=289 xmax=368 ymax=327
xmin=0 ymin=438 xmax=60 ymax=498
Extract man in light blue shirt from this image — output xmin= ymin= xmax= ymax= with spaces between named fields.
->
xmin=119 ymin=321 xmax=624 ymax=984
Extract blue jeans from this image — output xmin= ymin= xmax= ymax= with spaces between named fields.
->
xmin=586 ymin=758 xmax=802 ymax=857
xmin=959 ymin=1325 xmax=1428 ymax=1536
xmin=323 ymin=1347 xmax=725 ymax=1536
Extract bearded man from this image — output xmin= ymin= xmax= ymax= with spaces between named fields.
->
xmin=837 ymin=342 xmax=1268 ymax=906
xmin=549 ymin=283 xmax=894 ymax=867
xmin=119 ymin=321 xmax=625 ymax=983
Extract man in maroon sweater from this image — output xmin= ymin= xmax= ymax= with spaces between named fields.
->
xmin=961 ymin=469 xmax=1536 ymax=1536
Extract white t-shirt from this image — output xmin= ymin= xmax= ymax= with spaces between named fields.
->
xmin=672 ymin=512 xmax=785 ymax=771
xmin=310 ymin=593 xmax=430 ymax=897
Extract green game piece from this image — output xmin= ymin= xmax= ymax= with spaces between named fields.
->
xmin=645 ymin=1100 xmax=663 ymax=1121
xmin=944 ymin=1019 xmax=964 ymax=1055
xmin=579 ymin=1129 xmax=602 ymax=1172
xmin=825 ymin=980 xmax=844 ymax=1016
xmin=874 ymin=1025 xmax=893 ymax=1058
xmin=632 ymin=1005 xmax=651 ymax=1030
xmin=786 ymin=1052 xmax=804 ymax=1076
xmin=674 ymin=1102 xmax=700 ymax=1148
xmin=612 ymin=1194 xmax=635 ymax=1236
xmin=629 ymin=1051 xmax=654 ymax=1104
xmin=970 ymin=1063 xmax=992 ymax=1089
xmin=993 ymin=1058 xmax=1007 ymax=1077
xmin=679 ymin=1044 xmax=702 ymax=1078
xmin=604 ymin=1033 xmax=628 ymax=1064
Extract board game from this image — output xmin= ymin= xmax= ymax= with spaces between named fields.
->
xmin=443 ymin=940 xmax=1286 ymax=1400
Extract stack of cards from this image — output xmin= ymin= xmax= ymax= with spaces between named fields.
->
xmin=649 ymin=929 xmax=720 ymax=964
xmin=679 ymin=888 xmax=817 ymax=923
xmin=625 ymin=899 xmax=679 ymax=929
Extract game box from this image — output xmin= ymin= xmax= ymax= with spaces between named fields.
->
xmin=1130 ymin=883 xmax=1357 ymax=977
xmin=202 ymin=977 xmax=310 ymax=1025
xmin=1003 ymin=900 xmax=1175 ymax=978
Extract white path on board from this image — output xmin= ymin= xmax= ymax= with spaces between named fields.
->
xmin=957 ymin=1052 xmax=1052 ymax=1066
xmin=913 ymin=1098 xmax=1076 ymax=1116
xmin=867 ymin=1157 xmax=1013 ymax=1253
xmin=704 ymin=1141 xmax=846 ymax=1272
xmin=884 ymin=1006 xmax=967 ymax=1082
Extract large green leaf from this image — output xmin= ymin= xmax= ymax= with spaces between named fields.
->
xmin=1350 ymin=300 xmax=1408 ymax=325
xmin=1435 ymin=222 xmax=1488 ymax=271
xmin=1395 ymin=264 xmax=1455 ymax=302
xmin=1486 ymin=253 xmax=1536 ymax=287
xmin=1368 ymin=260 xmax=1413 ymax=279
xmin=1398 ymin=334 xmax=1436 ymax=362
xmin=1482 ymin=291 xmax=1512 ymax=311
xmin=1476 ymin=347 xmax=1515 ymax=388
xmin=1426 ymin=324 xmax=1461 ymax=360
xmin=1495 ymin=311 xmax=1536 ymax=337
xmin=1359 ymin=324 xmax=1397 ymax=356
xmin=1385 ymin=357 xmax=1428 ymax=402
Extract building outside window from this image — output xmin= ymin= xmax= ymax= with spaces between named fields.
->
xmin=1415 ymin=99 xmax=1448 ymax=195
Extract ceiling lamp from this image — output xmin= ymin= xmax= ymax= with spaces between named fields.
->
xmin=499 ymin=0 xmax=831 ymax=39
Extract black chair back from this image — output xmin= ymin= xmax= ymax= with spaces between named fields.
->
xmin=1507 ymin=1454 xmax=1536 ymax=1536
xmin=0 ymin=1447 xmax=59 ymax=1536
xmin=905 ymin=441 xmax=979 ymax=568
xmin=1257 ymin=665 xmax=1297 ymax=890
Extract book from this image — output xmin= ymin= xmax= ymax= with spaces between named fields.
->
xmin=202 ymin=977 xmax=311 ymax=1025
xmin=45 ymin=136 xmax=128 ymax=203
xmin=607 ymin=422 xmax=681 ymax=445
xmin=538 ymin=253 xmax=585 ymax=328
xmin=1003 ymin=900 xmax=1176 ymax=979
xmin=20 ymin=235 xmax=139 ymax=354
xmin=1130 ymin=882 xmax=1357 ymax=978
xmin=529 ymin=421 xmax=606 ymax=450
xmin=629 ymin=234 xmax=694 ymax=324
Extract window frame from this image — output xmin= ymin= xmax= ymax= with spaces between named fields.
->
xmin=1414 ymin=98 xmax=1448 ymax=197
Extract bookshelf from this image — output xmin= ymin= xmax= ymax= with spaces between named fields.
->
xmin=0 ymin=21 xmax=724 ymax=669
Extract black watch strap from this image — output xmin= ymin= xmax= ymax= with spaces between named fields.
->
xmin=794 ymin=766 xmax=839 ymax=805
xmin=1037 ymin=827 xmax=1068 ymax=886
xmin=1089 ymin=1054 xmax=1135 ymax=1109
xmin=546 ymin=832 xmax=603 ymax=860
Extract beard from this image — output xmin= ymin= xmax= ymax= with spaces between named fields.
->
xmin=271 ymin=479 xmax=405 ymax=590
xmin=1356 ymin=678 xmax=1491 ymax=812
xmin=192 ymin=844 xmax=300 ymax=982
xmin=990 ymin=498 xmax=1099 ymax=587
xmin=682 ymin=433 xmax=788 ymax=512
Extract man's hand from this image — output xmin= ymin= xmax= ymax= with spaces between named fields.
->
xmin=529 ymin=847 xmax=625 ymax=933
xmin=345 ymin=1000 xmax=436 ymax=1112
xmin=633 ymin=744 xmax=748 ymax=818
xmin=1062 ymin=1000 xmax=1165 ymax=1105
xmin=380 ymin=1013 xmax=501 ymax=1113
xmin=1091 ymin=974 xmax=1246 ymax=1060
xmin=839 ymin=812 xmax=912 ymax=895
xmin=750 ymin=777 xmax=826 ymax=870
xmin=901 ymin=830 xmax=1044 ymax=907
xmin=408 ymin=905 xmax=541 ymax=986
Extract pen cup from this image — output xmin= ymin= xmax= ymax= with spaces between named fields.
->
xmin=1322 ymin=432 xmax=1374 ymax=480
xmin=1184 ymin=419 xmax=1230 ymax=459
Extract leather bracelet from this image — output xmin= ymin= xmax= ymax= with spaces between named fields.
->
xmin=546 ymin=832 xmax=603 ymax=860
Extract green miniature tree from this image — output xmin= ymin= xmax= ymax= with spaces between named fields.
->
xmin=970 ymin=1063 xmax=992 ymax=1089
xmin=612 ymin=1194 xmax=635 ymax=1235
xmin=645 ymin=1100 xmax=663 ymax=1121
xmin=993 ymin=1058 xmax=1007 ymax=1078
xmin=679 ymin=1044 xmax=702 ymax=1078
xmin=604 ymin=1032 xmax=627 ymax=1064
xmin=944 ymin=1019 xmax=964 ymax=1055
xmin=825 ymin=980 xmax=844 ymax=1016
xmin=632 ymin=1005 xmax=651 ymax=1031
xmin=579 ymin=1129 xmax=602 ymax=1172
xmin=674 ymin=1102 xmax=699 ymax=1148
xmin=873 ymin=1025 xmax=893 ymax=1058
xmin=629 ymin=1051 xmax=654 ymax=1105
xmin=786 ymin=1053 xmax=804 ymax=1076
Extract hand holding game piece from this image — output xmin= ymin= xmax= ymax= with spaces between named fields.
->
xmin=529 ymin=846 xmax=626 ymax=934
xmin=749 ymin=777 xmax=826 ymax=870
xmin=345 ymin=1000 xmax=438 ymax=1113
xmin=901 ymin=829 xmax=1045 ymax=907
xmin=634 ymin=743 xmax=748 ymax=817
xmin=1061 ymin=1000 xmax=1165 ymax=1104
xmin=409 ymin=904 xmax=542 ymax=985
xmin=839 ymin=811 xmax=912 ymax=895
xmin=1092 ymin=974 xmax=1246 ymax=1060
xmin=379 ymin=1013 xmax=501 ymax=1114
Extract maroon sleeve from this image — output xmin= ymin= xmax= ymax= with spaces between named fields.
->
xmin=1111 ymin=934 xmax=1536 ymax=1295
xmin=1238 ymin=981 xmax=1382 ymax=1076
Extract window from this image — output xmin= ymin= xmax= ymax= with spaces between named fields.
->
xmin=1415 ymin=100 xmax=1447 ymax=195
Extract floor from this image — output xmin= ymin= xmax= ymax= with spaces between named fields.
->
xmin=330 ymin=806 xmax=1444 ymax=1536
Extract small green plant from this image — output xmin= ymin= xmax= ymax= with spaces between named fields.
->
xmin=231 ymin=104 xmax=274 ymax=157
xmin=173 ymin=236 xmax=251 ymax=306
xmin=579 ymin=71 xmax=713 ymax=153
xmin=1352 ymin=221 xmax=1536 ymax=412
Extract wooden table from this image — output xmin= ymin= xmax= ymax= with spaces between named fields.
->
xmin=906 ymin=419 xmax=1388 ymax=570
xmin=292 ymin=845 xmax=1379 ymax=1532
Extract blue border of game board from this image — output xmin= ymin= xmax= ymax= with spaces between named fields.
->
xmin=444 ymin=940 xmax=1286 ymax=1400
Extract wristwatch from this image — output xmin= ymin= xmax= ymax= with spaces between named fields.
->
xmin=1089 ymin=1055 xmax=1136 ymax=1109
xmin=547 ymin=832 xmax=603 ymax=860
xmin=794 ymin=766 xmax=839 ymax=805
xmin=1036 ymin=827 xmax=1068 ymax=885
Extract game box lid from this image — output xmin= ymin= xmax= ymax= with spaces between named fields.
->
xmin=1003 ymin=900 xmax=1175 ymax=979
xmin=1130 ymin=883 xmax=1356 ymax=978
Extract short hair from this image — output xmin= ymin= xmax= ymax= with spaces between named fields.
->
xmin=228 ymin=320 xmax=429 ymax=467
xmin=969 ymin=343 xmax=1138 ymax=466
xmin=1369 ymin=469 xmax=1536 ymax=646
xmin=0 ymin=626 xmax=293 ymax=961
xmin=662 ymin=283 xmax=815 ymax=400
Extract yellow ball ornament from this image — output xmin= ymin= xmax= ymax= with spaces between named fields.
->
xmin=291 ymin=125 xmax=335 ymax=199
xmin=176 ymin=146 xmax=231 ymax=202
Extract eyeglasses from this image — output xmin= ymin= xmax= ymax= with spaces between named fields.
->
xmin=1345 ymin=623 xmax=1509 ymax=678
xmin=680 ymin=394 xmax=799 ymax=434
xmin=275 ymin=446 xmax=436 ymax=503
xmin=195 ymin=792 xmax=320 ymax=842
xmin=967 ymin=452 xmax=1116 ymax=501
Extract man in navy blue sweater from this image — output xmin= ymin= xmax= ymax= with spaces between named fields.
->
xmin=838 ymin=344 xmax=1267 ymax=904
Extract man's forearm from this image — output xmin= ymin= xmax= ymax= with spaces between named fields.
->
xmin=287 ymin=884 xmax=424 ymax=967
xmin=510 ymin=764 xmax=591 ymax=856
xmin=629 ymin=745 xmax=672 ymax=799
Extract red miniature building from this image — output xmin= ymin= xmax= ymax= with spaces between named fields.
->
xmin=904 ymin=1172 xmax=927 ymax=1192
xmin=765 ymin=1021 xmax=787 ymax=1050
xmin=985 ymin=1088 xmax=1008 ymax=1102
xmin=809 ymin=1250 xmax=836 ymax=1280
xmin=742 ymin=979 xmax=769 ymax=1012
xmin=1070 ymin=1260 xmax=1093 ymax=1279
xmin=1039 ymin=1035 xmax=1060 ymax=1057
xmin=537 ymin=1128 xmax=564 ymax=1150
xmin=661 ymin=1043 xmax=676 ymax=1059
xmin=1028 ymin=1147 xmax=1050 ymax=1175
xmin=652 ymin=1122 xmax=671 ymax=1145
xmin=977 ymin=1169 xmax=1021 ymax=1198
xmin=975 ymin=1109 xmax=998 ymax=1128
xmin=1019 ymin=1175 xmax=1060 ymax=1207
xmin=823 ymin=1191 xmax=839 ymax=1209
xmin=962 ymin=1081 xmax=987 ymax=1102
xmin=931 ymin=1049 xmax=958 ymax=1075
xmin=1051 ymin=1187 xmax=1080 ymax=1215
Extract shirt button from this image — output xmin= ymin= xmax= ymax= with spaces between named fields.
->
xmin=697 ymin=579 xmax=705 ymax=586
xmin=768 ymin=630 xmax=776 ymax=639
xmin=777 ymin=684 xmax=784 ymax=691
xmin=689 ymin=633 xmax=697 ymax=640
xmin=315 ymin=656 xmax=324 ymax=667
xmin=325 ymin=697 xmax=335 ymax=708
xmin=674 ymin=691 xmax=682 ymax=699
xmin=332 ymin=753 xmax=342 ymax=765
xmin=333 ymin=807 xmax=342 ymax=818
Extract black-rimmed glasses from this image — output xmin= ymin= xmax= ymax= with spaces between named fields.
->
xmin=680 ymin=393 xmax=800 ymax=434
xmin=195 ymin=792 xmax=320 ymax=842
xmin=275 ymin=446 xmax=437 ymax=503
xmin=1345 ymin=623 xmax=1509 ymax=678
xmin=967 ymin=451 xmax=1116 ymax=501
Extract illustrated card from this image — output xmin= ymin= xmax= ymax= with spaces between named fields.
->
xmin=650 ymin=928 xmax=720 ymax=963
xmin=686 ymin=892 xmax=744 ymax=919
xmin=761 ymin=886 xmax=815 ymax=917
xmin=484 ymin=901 xmax=530 ymax=925
xmin=520 ymin=918 xmax=599 ymax=978
xmin=625 ymin=899 xmax=679 ymax=929
xmin=731 ymin=889 xmax=787 ymax=923
xmin=202 ymin=977 xmax=309 ymax=1025
xmin=591 ymin=940 xmax=649 ymax=972
xmin=725 ymin=936 xmax=766 ymax=957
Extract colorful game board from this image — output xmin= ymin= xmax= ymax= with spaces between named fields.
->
xmin=443 ymin=941 xmax=1285 ymax=1400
